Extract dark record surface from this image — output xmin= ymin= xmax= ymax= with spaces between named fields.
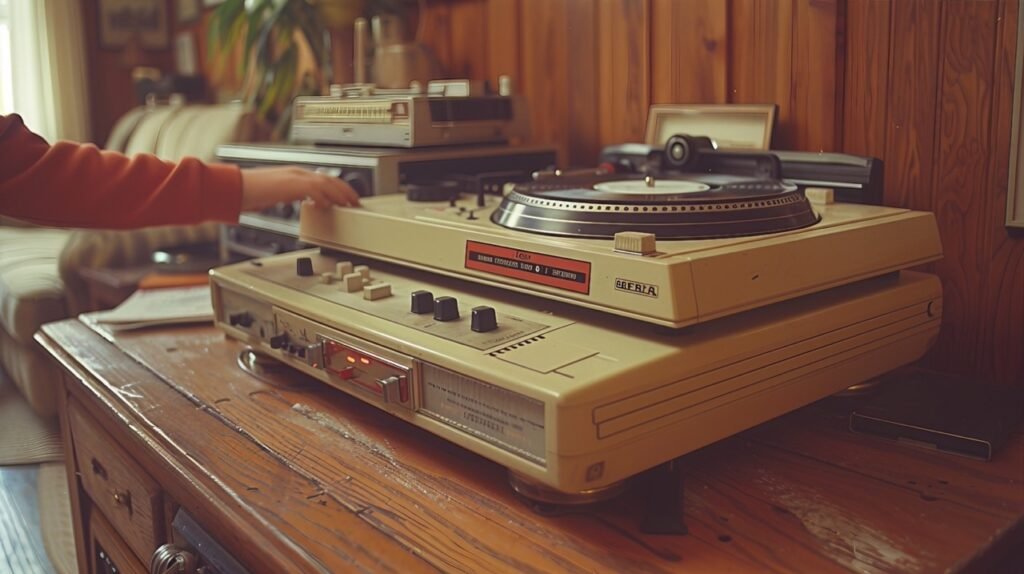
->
xmin=491 ymin=173 xmax=820 ymax=240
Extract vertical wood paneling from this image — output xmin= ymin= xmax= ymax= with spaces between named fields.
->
xmin=485 ymin=0 xmax=521 ymax=83
xmin=650 ymin=0 xmax=729 ymax=104
xmin=883 ymin=0 xmax=942 ymax=210
xmin=419 ymin=1 xmax=455 ymax=76
xmin=928 ymin=0 xmax=1001 ymax=378
xmin=447 ymin=0 xmax=490 ymax=80
xmin=597 ymin=0 xmax=650 ymax=147
xmin=729 ymin=0 xmax=794 ymax=148
xmin=842 ymin=0 xmax=891 ymax=158
xmin=520 ymin=0 xmax=572 ymax=162
xmin=982 ymin=0 xmax=1024 ymax=385
xmin=566 ymin=0 xmax=600 ymax=166
xmin=81 ymin=0 xmax=176 ymax=144
xmin=791 ymin=0 xmax=841 ymax=152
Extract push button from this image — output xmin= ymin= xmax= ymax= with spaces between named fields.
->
xmin=336 ymin=261 xmax=354 ymax=276
xmin=411 ymin=290 xmax=434 ymax=314
xmin=433 ymin=296 xmax=459 ymax=321
xmin=341 ymin=272 xmax=363 ymax=293
xmin=471 ymin=306 xmax=498 ymax=332
xmin=269 ymin=334 xmax=289 ymax=349
xmin=364 ymin=283 xmax=392 ymax=301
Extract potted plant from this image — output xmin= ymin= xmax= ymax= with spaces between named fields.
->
xmin=208 ymin=0 xmax=363 ymax=138
xmin=208 ymin=0 xmax=419 ymax=139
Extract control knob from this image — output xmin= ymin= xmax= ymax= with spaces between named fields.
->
xmin=296 ymin=257 xmax=314 ymax=277
xmin=433 ymin=296 xmax=459 ymax=321
xmin=471 ymin=306 xmax=498 ymax=333
xmin=410 ymin=290 xmax=434 ymax=314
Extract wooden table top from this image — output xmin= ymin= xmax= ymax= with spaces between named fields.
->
xmin=37 ymin=318 xmax=1024 ymax=574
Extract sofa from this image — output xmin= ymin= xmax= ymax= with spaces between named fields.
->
xmin=0 ymin=101 xmax=255 ymax=416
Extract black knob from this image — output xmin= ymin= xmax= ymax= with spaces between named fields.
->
xmin=411 ymin=290 xmax=434 ymax=314
xmin=433 ymin=296 xmax=460 ymax=322
xmin=471 ymin=306 xmax=498 ymax=333
xmin=269 ymin=334 xmax=289 ymax=349
xmin=296 ymin=257 xmax=314 ymax=276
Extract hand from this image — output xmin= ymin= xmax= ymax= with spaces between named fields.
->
xmin=239 ymin=166 xmax=361 ymax=212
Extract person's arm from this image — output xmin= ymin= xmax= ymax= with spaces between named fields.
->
xmin=0 ymin=114 xmax=359 ymax=230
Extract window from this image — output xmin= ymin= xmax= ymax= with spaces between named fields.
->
xmin=0 ymin=0 xmax=11 ymax=114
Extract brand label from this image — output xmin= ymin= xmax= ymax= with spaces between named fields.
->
xmin=465 ymin=241 xmax=591 ymax=294
xmin=614 ymin=278 xmax=659 ymax=298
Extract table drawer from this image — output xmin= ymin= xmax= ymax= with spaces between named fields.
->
xmin=69 ymin=399 xmax=163 ymax=562
xmin=90 ymin=510 xmax=147 ymax=574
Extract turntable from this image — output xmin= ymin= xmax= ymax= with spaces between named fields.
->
xmin=209 ymin=137 xmax=943 ymax=503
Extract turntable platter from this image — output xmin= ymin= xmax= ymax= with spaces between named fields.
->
xmin=491 ymin=174 xmax=820 ymax=239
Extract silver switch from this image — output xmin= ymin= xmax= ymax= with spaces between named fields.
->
xmin=376 ymin=375 xmax=403 ymax=404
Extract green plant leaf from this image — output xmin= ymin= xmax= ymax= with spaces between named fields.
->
xmin=213 ymin=0 xmax=244 ymax=49
xmin=242 ymin=0 xmax=273 ymax=75
xmin=257 ymin=44 xmax=296 ymax=119
xmin=210 ymin=0 xmax=327 ymax=135
xmin=293 ymin=0 xmax=324 ymax=70
xmin=251 ymin=0 xmax=290 ymax=79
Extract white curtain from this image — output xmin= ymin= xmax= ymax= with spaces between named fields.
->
xmin=3 ymin=0 xmax=90 ymax=143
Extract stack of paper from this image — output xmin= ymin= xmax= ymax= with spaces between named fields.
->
xmin=91 ymin=285 xmax=214 ymax=331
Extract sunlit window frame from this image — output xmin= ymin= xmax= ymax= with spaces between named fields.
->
xmin=0 ymin=0 xmax=10 ymax=114
xmin=1008 ymin=10 xmax=1024 ymax=229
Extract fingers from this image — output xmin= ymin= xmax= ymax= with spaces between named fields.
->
xmin=239 ymin=166 xmax=361 ymax=213
xmin=304 ymin=172 xmax=360 ymax=208
xmin=323 ymin=177 xmax=362 ymax=207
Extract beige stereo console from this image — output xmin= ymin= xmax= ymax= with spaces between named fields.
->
xmin=210 ymin=186 xmax=943 ymax=497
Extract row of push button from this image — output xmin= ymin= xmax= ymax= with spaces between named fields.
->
xmin=410 ymin=290 xmax=497 ymax=332
xmin=297 ymin=257 xmax=498 ymax=333
xmin=298 ymin=257 xmax=394 ymax=301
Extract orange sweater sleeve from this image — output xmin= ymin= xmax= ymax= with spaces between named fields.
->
xmin=0 ymin=114 xmax=243 ymax=229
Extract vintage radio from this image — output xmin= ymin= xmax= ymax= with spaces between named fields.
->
xmin=290 ymin=79 xmax=528 ymax=148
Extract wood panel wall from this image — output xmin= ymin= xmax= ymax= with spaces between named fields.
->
xmin=80 ymin=0 xmax=1023 ymax=386
xmin=420 ymin=0 xmax=1023 ymax=387
xmin=81 ymin=0 xmax=176 ymax=146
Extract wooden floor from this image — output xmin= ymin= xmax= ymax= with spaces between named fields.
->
xmin=0 ymin=465 xmax=55 ymax=574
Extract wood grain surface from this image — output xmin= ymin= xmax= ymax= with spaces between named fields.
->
xmin=981 ymin=0 xmax=1024 ymax=386
xmin=650 ymin=0 xmax=729 ymax=105
xmin=37 ymin=319 xmax=1024 ymax=573
xmin=597 ymin=0 xmax=650 ymax=149
xmin=842 ymin=0 xmax=890 ymax=159
xmin=729 ymin=0 xmax=795 ymax=148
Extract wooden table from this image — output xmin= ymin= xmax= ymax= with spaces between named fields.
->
xmin=37 ymin=318 xmax=1024 ymax=573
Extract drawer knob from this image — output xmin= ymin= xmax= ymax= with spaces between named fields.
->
xmin=90 ymin=457 xmax=107 ymax=479
xmin=112 ymin=489 xmax=132 ymax=513
xmin=151 ymin=544 xmax=198 ymax=574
